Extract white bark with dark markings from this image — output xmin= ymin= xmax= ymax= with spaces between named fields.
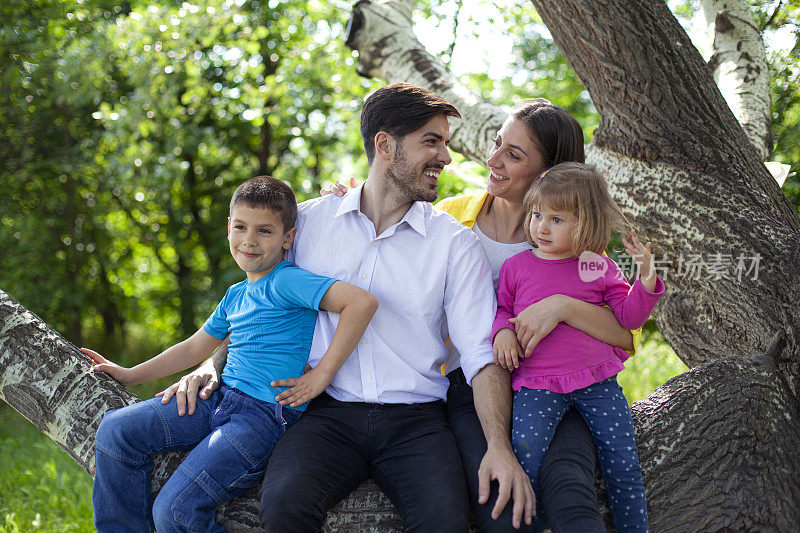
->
xmin=700 ymin=0 xmax=772 ymax=159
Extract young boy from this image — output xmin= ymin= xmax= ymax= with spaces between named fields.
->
xmin=82 ymin=176 xmax=378 ymax=533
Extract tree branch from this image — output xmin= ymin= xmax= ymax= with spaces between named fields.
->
xmin=346 ymin=0 xmax=505 ymax=163
xmin=4 ymin=287 xmax=800 ymax=530
xmin=761 ymin=0 xmax=784 ymax=31
xmin=443 ymin=0 xmax=463 ymax=70
xmin=700 ymin=0 xmax=773 ymax=159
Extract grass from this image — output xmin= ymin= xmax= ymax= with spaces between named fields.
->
xmin=0 ymin=321 xmax=687 ymax=532
xmin=0 ymin=407 xmax=94 ymax=533
xmin=618 ymin=324 xmax=688 ymax=404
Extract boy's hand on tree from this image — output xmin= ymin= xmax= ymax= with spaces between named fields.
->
xmin=320 ymin=177 xmax=357 ymax=197
xmin=155 ymin=363 xmax=219 ymax=416
xmin=81 ymin=347 xmax=135 ymax=386
xmin=272 ymin=366 xmax=334 ymax=408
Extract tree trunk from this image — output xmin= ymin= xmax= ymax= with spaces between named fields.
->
xmin=528 ymin=0 xmax=799 ymax=389
xmin=346 ymin=0 xmax=800 ymax=392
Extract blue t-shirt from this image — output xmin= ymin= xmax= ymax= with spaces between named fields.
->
xmin=202 ymin=260 xmax=337 ymax=411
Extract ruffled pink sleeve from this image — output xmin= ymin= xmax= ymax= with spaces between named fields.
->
xmin=602 ymin=257 xmax=665 ymax=330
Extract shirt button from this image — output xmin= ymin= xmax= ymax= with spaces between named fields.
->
xmin=361 ymin=274 xmax=367 ymax=280
xmin=361 ymin=340 xmax=366 ymax=346
xmin=365 ymin=375 xmax=372 ymax=381
xmin=371 ymin=241 xmax=375 ymax=246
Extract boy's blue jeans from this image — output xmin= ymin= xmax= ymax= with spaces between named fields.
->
xmin=512 ymin=376 xmax=649 ymax=532
xmin=92 ymin=385 xmax=300 ymax=533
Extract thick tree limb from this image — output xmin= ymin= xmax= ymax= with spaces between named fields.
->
xmin=4 ymin=289 xmax=800 ymax=530
xmin=630 ymin=355 xmax=800 ymax=532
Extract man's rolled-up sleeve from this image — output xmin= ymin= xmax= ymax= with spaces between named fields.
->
xmin=443 ymin=232 xmax=496 ymax=385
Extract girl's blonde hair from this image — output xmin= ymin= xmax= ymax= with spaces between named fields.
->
xmin=523 ymin=162 xmax=631 ymax=255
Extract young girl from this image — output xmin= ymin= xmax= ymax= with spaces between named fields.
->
xmin=492 ymin=161 xmax=664 ymax=532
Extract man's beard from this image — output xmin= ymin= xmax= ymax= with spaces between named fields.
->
xmin=385 ymin=146 xmax=438 ymax=204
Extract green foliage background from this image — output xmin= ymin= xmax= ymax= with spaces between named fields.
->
xmin=0 ymin=0 xmax=795 ymax=530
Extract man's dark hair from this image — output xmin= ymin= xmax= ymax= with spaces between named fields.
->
xmin=360 ymin=82 xmax=461 ymax=164
xmin=229 ymin=176 xmax=298 ymax=232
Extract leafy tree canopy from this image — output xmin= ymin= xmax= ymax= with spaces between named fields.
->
xmin=1 ymin=0 xmax=797 ymax=360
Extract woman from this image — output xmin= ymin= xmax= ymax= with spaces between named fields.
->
xmin=439 ymin=100 xmax=637 ymax=533
xmin=329 ymin=99 xmax=637 ymax=532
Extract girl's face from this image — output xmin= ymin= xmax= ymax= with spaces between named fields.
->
xmin=528 ymin=204 xmax=577 ymax=260
xmin=486 ymin=116 xmax=545 ymax=202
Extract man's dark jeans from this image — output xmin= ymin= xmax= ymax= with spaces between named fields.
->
xmin=446 ymin=368 xmax=605 ymax=532
xmin=259 ymin=392 xmax=470 ymax=533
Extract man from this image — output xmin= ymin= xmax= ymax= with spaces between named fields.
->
xmin=161 ymin=83 xmax=535 ymax=531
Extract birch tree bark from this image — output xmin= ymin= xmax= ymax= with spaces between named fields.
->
xmin=699 ymin=0 xmax=773 ymax=159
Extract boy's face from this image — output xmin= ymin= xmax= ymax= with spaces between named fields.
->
xmin=228 ymin=205 xmax=295 ymax=282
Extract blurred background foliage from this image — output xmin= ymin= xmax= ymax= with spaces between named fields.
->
xmin=2 ymin=0 xmax=797 ymax=352
xmin=0 ymin=0 xmax=797 ymax=530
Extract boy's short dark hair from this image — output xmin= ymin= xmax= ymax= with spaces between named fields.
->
xmin=229 ymin=176 xmax=298 ymax=232
xmin=360 ymin=82 xmax=461 ymax=164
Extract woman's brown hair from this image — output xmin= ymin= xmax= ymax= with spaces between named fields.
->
xmin=512 ymin=99 xmax=585 ymax=167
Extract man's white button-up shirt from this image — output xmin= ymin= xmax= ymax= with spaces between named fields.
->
xmin=288 ymin=184 xmax=496 ymax=404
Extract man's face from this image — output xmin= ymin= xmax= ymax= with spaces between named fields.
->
xmin=385 ymin=114 xmax=452 ymax=203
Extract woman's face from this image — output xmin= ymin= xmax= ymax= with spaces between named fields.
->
xmin=486 ymin=116 xmax=546 ymax=202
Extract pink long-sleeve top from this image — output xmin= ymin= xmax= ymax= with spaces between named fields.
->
xmin=492 ymin=250 xmax=665 ymax=394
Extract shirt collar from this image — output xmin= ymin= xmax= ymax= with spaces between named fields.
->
xmin=333 ymin=182 xmax=427 ymax=237
xmin=333 ymin=182 xmax=365 ymax=218
xmin=400 ymin=200 xmax=427 ymax=237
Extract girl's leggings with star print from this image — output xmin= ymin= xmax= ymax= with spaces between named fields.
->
xmin=512 ymin=376 xmax=649 ymax=532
